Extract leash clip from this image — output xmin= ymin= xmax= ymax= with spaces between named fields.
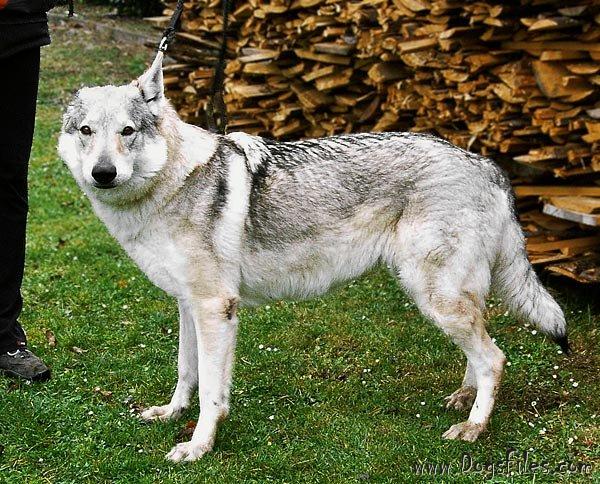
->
xmin=158 ymin=36 xmax=169 ymax=52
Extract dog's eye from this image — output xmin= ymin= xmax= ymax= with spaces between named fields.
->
xmin=80 ymin=125 xmax=92 ymax=135
xmin=121 ymin=126 xmax=135 ymax=136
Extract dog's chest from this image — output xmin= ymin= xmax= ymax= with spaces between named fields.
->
xmin=120 ymin=226 xmax=188 ymax=298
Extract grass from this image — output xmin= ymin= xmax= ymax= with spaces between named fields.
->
xmin=0 ymin=14 xmax=599 ymax=484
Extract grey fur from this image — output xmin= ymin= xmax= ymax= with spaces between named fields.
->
xmin=243 ymin=133 xmax=495 ymax=250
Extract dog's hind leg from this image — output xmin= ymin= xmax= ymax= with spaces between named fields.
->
xmin=415 ymin=289 xmax=505 ymax=442
xmin=142 ymin=299 xmax=198 ymax=421
xmin=166 ymin=296 xmax=239 ymax=462
xmin=444 ymin=360 xmax=477 ymax=411
xmin=392 ymin=218 xmax=506 ymax=441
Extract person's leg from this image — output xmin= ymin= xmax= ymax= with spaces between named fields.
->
xmin=0 ymin=47 xmax=40 ymax=353
xmin=0 ymin=47 xmax=49 ymax=381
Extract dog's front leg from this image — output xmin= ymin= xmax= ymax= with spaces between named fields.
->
xmin=142 ymin=299 xmax=198 ymax=421
xmin=166 ymin=296 xmax=238 ymax=462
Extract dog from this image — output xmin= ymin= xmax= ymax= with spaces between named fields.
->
xmin=58 ymin=53 xmax=568 ymax=462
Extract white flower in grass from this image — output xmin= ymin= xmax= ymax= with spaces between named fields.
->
xmin=258 ymin=344 xmax=264 ymax=350
xmin=268 ymin=415 xmax=275 ymax=420
xmin=572 ymin=382 xmax=579 ymax=388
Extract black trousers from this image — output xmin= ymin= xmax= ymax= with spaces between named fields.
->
xmin=0 ymin=47 xmax=40 ymax=353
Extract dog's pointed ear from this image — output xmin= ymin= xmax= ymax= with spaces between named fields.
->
xmin=136 ymin=52 xmax=164 ymax=116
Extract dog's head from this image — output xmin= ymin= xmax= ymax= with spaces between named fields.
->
xmin=58 ymin=53 xmax=170 ymax=203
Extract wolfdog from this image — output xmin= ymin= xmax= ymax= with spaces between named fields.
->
xmin=58 ymin=53 xmax=568 ymax=462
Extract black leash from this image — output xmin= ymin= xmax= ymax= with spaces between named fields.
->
xmin=158 ymin=0 xmax=230 ymax=135
xmin=157 ymin=0 xmax=185 ymax=53
xmin=205 ymin=0 xmax=231 ymax=135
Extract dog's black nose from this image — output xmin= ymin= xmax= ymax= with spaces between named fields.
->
xmin=91 ymin=164 xmax=117 ymax=186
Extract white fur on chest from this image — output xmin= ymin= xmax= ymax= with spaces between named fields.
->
xmin=123 ymin=228 xmax=188 ymax=298
xmin=93 ymin=203 xmax=189 ymax=298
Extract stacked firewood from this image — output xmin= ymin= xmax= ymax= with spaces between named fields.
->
xmin=147 ymin=0 xmax=600 ymax=283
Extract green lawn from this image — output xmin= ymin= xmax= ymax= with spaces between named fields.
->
xmin=0 ymin=17 xmax=598 ymax=484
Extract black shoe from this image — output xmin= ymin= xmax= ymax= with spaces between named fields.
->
xmin=0 ymin=348 xmax=51 ymax=382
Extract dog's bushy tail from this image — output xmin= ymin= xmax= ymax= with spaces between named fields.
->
xmin=493 ymin=215 xmax=569 ymax=354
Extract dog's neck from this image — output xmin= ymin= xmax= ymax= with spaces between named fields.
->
xmin=163 ymin=109 xmax=219 ymax=194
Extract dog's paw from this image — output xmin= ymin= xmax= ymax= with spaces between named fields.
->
xmin=141 ymin=404 xmax=184 ymax=422
xmin=444 ymin=386 xmax=476 ymax=411
xmin=442 ymin=421 xmax=485 ymax=442
xmin=166 ymin=441 xmax=212 ymax=462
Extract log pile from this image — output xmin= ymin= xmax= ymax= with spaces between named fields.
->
xmin=147 ymin=0 xmax=600 ymax=283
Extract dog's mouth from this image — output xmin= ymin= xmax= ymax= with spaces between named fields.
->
xmin=92 ymin=181 xmax=118 ymax=190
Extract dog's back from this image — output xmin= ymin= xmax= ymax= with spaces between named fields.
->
xmin=238 ymin=132 xmax=508 ymax=248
